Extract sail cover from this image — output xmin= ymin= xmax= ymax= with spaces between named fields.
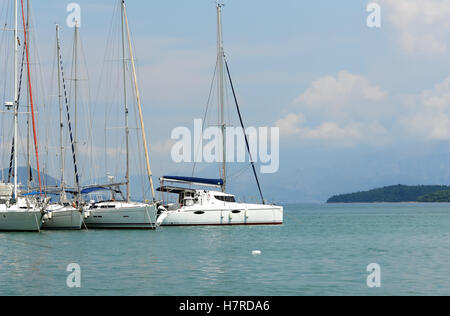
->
xmin=162 ymin=176 xmax=224 ymax=187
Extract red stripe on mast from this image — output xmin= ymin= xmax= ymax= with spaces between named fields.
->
xmin=20 ymin=0 xmax=42 ymax=194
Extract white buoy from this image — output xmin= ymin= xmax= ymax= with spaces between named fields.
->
xmin=252 ymin=250 xmax=262 ymax=256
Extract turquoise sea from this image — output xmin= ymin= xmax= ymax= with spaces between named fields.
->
xmin=0 ymin=203 xmax=449 ymax=296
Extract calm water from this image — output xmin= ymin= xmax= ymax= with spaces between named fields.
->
xmin=0 ymin=203 xmax=449 ymax=296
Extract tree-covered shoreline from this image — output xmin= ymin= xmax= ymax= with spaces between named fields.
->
xmin=327 ymin=185 xmax=450 ymax=203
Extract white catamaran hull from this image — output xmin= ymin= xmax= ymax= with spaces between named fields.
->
xmin=42 ymin=206 xmax=83 ymax=230
xmin=84 ymin=203 xmax=157 ymax=229
xmin=161 ymin=206 xmax=283 ymax=226
xmin=0 ymin=210 xmax=43 ymax=232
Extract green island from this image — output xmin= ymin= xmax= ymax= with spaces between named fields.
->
xmin=327 ymin=185 xmax=450 ymax=203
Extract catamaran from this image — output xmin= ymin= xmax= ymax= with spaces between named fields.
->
xmin=1 ymin=0 xmax=49 ymax=232
xmin=156 ymin=4 xmax=283 ymax=227
xmin=83 ymin=0 xmax=157 ymax=229
xmin=157 ymin=176 xmax=283 ymax=226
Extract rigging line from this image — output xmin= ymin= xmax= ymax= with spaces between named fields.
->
xmin=57 ymin=33 xmax=81 ymax=195
xmin=98 ymin=3 xmax=121 ymax=182
xmin=128 ymin=73 xmax=146 ymax=199
xmin=229 ymin=164 xmax=252 ymax=180
xmin=192 ymin=57 xmax=218 ymax=177
xmin=78 ymin=30 xmax=94 ymax=182
xmin=124 ymin=6 xmax=150 ymax=200
xmin=25 ymin=2 xmax=32 ymax=190
xmin=20 ymin=0 xmax=42 ymax=194
xmin=28 ymin=7 xmax=49 ymax=155
xmin=7 ymin=138 xmax=14 ymax=182
xmin=0 ymin=10 xmax=10 ymax=183
xmin=123 ymin=2 xmax=156 ymax=201
xmin=8 ymin=44 xmax=25 ymax=183
xmin=3 ymin=128 xmax=14 ymax=182
xmin=224 ymin=58 xmax=265 ymax=205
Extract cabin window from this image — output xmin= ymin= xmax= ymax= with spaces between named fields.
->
xmin=215 ymin=195 xmax=236 ymax=203
xmin=194 ymin=211 xmax=205 ymax=215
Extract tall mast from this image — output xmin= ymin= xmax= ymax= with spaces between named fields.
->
xmin=121 ymin=0 xmax=130 ymax=202
xmin=122 ymin=1 xmax=156 ymax=201
xmin=217 ymin=3 xmax=226 ymax=192
xmin=56 ymin=24 xmax=66 ymax=201
xmin=57 ymin=26 xmax=81 ymax=198
xmin=26 ymin=0 xmax=30 ymax=192
xmin=73 ymin=24 xmax=79 ymax=188
xmin=13 ymin=0 xmax=18 ymax=198
xmin=21 ymin=0 xmax=42 ymax=195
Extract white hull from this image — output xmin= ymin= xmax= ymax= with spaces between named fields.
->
xmin=161 ymin=205 xmax=283 ymax=226
xmin=84 ymin=202 xmax=157 ymax=229
xmin=0 ymin=210 xmax=43 ymax=232
xmin=42 ymin=206 xmax=83 ymax=230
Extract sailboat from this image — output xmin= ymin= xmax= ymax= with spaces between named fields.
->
xmin=42 ymin=24 xmax=84 ymax=230
xmin=83 ymin=0 xmax=157 ymax=229
xmin=0 ymin=0 xmax=49 ymax=232
xmin=156 ymin=4 xmax=283 ymax=226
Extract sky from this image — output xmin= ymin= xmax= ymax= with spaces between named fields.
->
xmin=2 ymin=0 xmax=450 ymax=203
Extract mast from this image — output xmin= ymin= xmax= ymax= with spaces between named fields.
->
xmin=121 ymin=0 xmax=130 ymax=202
xmin=21 ymin=0 xmax=42 ymax=195
xmin=26 ymin=0 xmax=30 ymax=192
xmin=57 ymin=28 xmax=81 ymax=198
xmin=73 ymin=24 xmax=79 ymax=188
xmin=217 ymin=3 xmax=226 ymax=192
xmin=122 ymin=0 xmax=156 ymax=201
xmin=13 ymin=0 xmax=18 ymax=198
xmin=56 ymin=24 xmax=66 ymax=201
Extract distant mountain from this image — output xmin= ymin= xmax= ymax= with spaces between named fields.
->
xmin=327 ymin=185 xmax=450 ymax=203
xmin=0 ymin=167 xmax=59 ymax=188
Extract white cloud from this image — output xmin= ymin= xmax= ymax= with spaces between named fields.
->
xmin=380 ymin=0 xmax=450 ymax=54
xmin=276 ymin=113 xmax=366 ymax=142
xmin=292 ymin=71 xmax=388 ymax=124
xmin=302 ymin=122 xmax=361 ymax=141
xmin=294 ymin=71 xmax=387 ymax=106
xmin=401 ymin=77 xmax=450 ymax=139
xmin=278 ymin=71 xmax=389 ymax=145
xmin=276 ymin=113 xmax=304 ymax=137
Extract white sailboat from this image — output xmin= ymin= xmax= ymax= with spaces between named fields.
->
xmin=43 ymin=203 xmax=82 ymax=230
xmin=157 ymin=4 xmax=283 ymax=227
xmin=1 ymin=0 xmax=48 ymax=232
xmin=0 ymin=184 xmax=45 ymax=232
xmin=42 ymin=24 xmax=84 ymax=230
xmin=157 ymin=177 xmax=283 ymax=226
xmin=83 ymin=0 xmax=157 ymax=229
